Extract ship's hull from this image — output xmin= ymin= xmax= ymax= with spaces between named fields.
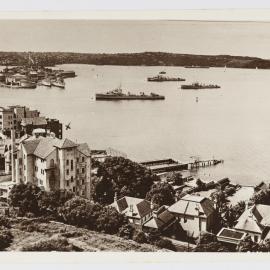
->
xmin=181 ymin=85 xmax=220 ymax=90
xmin=96 ymin=94 xmax=165 ymax=100
xmin=41 ymin=80 xmax=52 ymax=87
xmin=52 ymin=82 xmax=65 ymax=88
xmin=0 ymin=82 xmax=36 ymax=89
xmin=148 ymin=78 xmax=185 ymax=82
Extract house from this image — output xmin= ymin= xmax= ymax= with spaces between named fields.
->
xmin=4 ymin=133 xmax=92 ymax=199
xmin=168 ymin=194 xmax=216 ymax=237
xmin=234 ymin=204 xmax=270 ymax=243
xmin=143 ymin=205 xmax=176 ymax=232
xmin=111 ymin=196 xmax=176 ymax=232
xmin=110 ymin=196 xmax=153 ymax=226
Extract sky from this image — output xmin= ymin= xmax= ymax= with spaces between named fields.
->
xmin=0 ymin=20 xmax=270 ymax=58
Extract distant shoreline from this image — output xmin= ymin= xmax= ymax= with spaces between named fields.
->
xmin=1 ymin=51 xmax=270 ymax=69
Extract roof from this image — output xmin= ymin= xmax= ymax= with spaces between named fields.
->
xmin=21 ymin=117 xmax=47 ymax=126
xmin=54 ymin=138 xmax=78 ymax=149
xmin=144 ymin=206 xmax=175 ymax=229
xmin=77 ymin=143 xmax=91 ymax=157
xmin=234 ymin=205 xmax=268 ymax=234
xmin=22 ymin=136 xmax=78 ymax=159
xmin=168 ymin=194 xmax=215 ymax=218
xmin=111 ymin=196 xmax=152 ymax=218
xmin=217 ymin=228 xmax=246 ymax=245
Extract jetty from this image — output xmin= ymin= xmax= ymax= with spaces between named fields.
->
xmin=140 ymin=158 xmax=224 ymax=174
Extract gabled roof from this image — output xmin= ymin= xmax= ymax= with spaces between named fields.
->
xmin=33 ymin=137 xmax=58 ymax=159
xmin=168 ymin=194 xmax=215 ymax=218
xmin=77 ymin=143 xmax=91 ymax=157
xmin=111 ymin=196 xmax=152 ymax=218
xmin=54 ymin=138 xmax=78 ymax=149
xmin=22 ymin=139 xmax=41 ymax=155
xmin=234 ymin=205 xmax=267 ymax=234
xmin=144 ymin=207 xmax=175 ymax=229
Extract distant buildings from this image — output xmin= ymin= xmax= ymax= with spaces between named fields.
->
xmin=168 ymin=194 xmax=216 ymax=237
xmin=3 ymin=132 xmax=91 ymax=199
xmin=0 ymin=105 xmax=62 ymax=139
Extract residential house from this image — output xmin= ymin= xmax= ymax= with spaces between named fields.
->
xmin=234 ymin=204 xmax=270 ymax=243
xmin=168 ymin=194 xmax=216 ymax=237
xmin=111 ymin=196 xmax=152 ymax=227
xmin=111 ymin=196 xmax=175 ymax=232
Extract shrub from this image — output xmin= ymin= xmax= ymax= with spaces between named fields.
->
xmin=20 ymin=236 xmax=82 ymax=251
xmin=0 ymin=228 xmax=13 ymax=251
xmin=118 ymin=224 xmax=135 ymax=240
xmin=155 ymin=239 xmax=176 ymax=251
xmin=0 ymin=215 xmax=11 ymax=228
xmin=133 ymin=230 xmax=148 ymax=244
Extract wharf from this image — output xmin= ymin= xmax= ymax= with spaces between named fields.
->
xmin=140 ymin=158 xmax=224 ymax=174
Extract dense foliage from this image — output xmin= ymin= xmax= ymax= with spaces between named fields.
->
xmin=166 ymin=172 xmax=184 ymax=185
xmin=8 ymin=183 xmax=41 ymax=215
xmin=93 ymin=157 xmax=158 ymax=204
xmin=145 ymin=182 xmax=175 ymax=207
xmin=250 ymin=189 xmax=270 ymax=205
xmin=58 ymin=197 xmax=127 ymax=234
xmin=0 ymin=228 xmax=13 ymax=251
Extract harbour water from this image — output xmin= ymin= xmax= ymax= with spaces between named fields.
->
xmin=1 ymin=64 xmax=270 ymax=186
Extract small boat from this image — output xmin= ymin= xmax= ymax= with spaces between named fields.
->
xmin=184 ymin=65 xmax=210 ymax=69
xmin=41 ymin=78 xmax=52 ymax=87
xmin=52 ymin=78 xmax=65 ymax=88
xmin=159 ymin=71 xmax=166 ymax=74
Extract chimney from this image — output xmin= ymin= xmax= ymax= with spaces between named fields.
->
xmin=129 ymin=204 xmax=133 ymax=213
xmin=114 ymin=192 xmax=118 ymax=202
xmin=245 ymin=201 xmax=249 ymax=211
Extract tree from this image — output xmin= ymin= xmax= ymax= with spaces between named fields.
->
xmin=8 ymin=183 xmax=41 ymax=215
xmin=222 ymin=201 xmax=246 ymax=228
xmin=145 ymin=182 xmax=175 ymax=207
xmin=94 ymin=157 xmax=158 ymax=204
xmin=118 ymin=224 xmax=135 ymax=240
xmin=38 ymin=189 xmax=74 ymax=215
xmin=96 ymin=206 xmax=127 ymax=234
xmin=250 ymin=189 xmax=270 ymax=205
xmin=58 ymin=197 xmax=103 ymax=230
xmin=196 ymin=178 xmax=206 ymax=191
xmin=133 ymin=230 xmax=148 ymax=244
xmin=167 ymin=172 xmax=184 ymax=185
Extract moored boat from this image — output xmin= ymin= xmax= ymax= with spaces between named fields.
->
xmin=147 ymin=75 xmax=185 ymax=82
xmin=181 ymin=82 xmax=220 ymax=90
xmin=52 ymin=78 xmax=65 ymax=88
xmin=95 ymin=87 xmax=165 ymax=101
xmin=41 ymin=79 xmax=52 ymax=87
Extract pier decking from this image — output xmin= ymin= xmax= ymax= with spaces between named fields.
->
xmin=140 ymin=158 xmax=224 ymax=174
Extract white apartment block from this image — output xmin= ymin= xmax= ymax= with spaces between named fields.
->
xmin=10 ymin=134 xmax=92 ymax=199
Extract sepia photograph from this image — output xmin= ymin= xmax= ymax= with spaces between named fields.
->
xmin=1 ymin=9 xmax=270 ymax=257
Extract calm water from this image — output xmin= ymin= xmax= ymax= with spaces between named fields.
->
xmin=1 ymin=64 xmax=270 ymax=186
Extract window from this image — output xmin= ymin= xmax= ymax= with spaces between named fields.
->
xmin=76 ymin=168 xmax=79 ymax=174
xmin=23 ymin=165 xmax=26 ymax=171
xmin=71 ymin=176 xmax=74 ymax=183
xmin=76 ymin=157 xmax=79 ymax=163
xmin=66 ymin=169 xmax=69 ymax=175
xmin=81 ymin=179 xmax=85 ymax=185
xmin=73 ymin=187 xmax=76 ymax=192
xmin=254 ymin=235 xmax=258 ymax=243
xmin=66 ymin=180 xmax=69 ymax=187
xmin=66 ymin=159 xmax=69 ymax=166
xmin=39 ymin=179 xmax=43 ymax=185
xmin=71 ymin=160 xmax=73 ymax=171
xmin=19 ymin=168 xmax=22 ymax=176
xmin=19 ymin=158 xmax=22 ymax=165
xmin=82 ymin=157 xmax=85 ymax=162
xmin=82 ymin=168 xmax=85 ymax=174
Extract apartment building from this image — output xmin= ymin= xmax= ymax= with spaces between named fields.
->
xmin=0 ymin=107 xmax=14 ymax=131
xmin=10 ymin=134 xmax=91 ymax=199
